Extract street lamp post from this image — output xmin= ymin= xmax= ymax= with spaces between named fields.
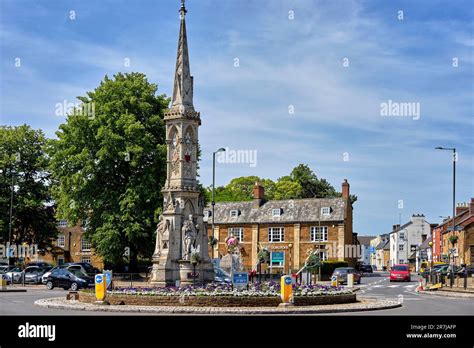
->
xmin=435 ymin=147 xmax=456 ymax=286
xmin=211 ymin=148 xmax=225 ymax=258
xmin=428 ymin=241 xmax=433 ymax=284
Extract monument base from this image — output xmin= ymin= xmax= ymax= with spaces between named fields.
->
xmin=149 ymin=259 xmax=214 ymax=286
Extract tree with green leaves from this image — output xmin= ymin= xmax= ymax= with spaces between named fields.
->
xmin=48 ymin=73 xmax=168 ymax=269
xmin=0 ymin=125 xmax=57 ymax=252
xmin=207 ymin=164 xmax=357 ymax=204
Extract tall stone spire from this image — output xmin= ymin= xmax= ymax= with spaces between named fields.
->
xmin=151 ymin=0 xmax=213 ymax=286
xmin=170 ymin=0 xmax=194 ymax=114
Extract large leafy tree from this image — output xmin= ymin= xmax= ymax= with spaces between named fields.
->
xmin=48 ymin=73 xmax=168 ymax=268
xmin=208 ymin=164 xmax=357 ymax=204
xmin=0 ymin=125 xmax=57 ymax=252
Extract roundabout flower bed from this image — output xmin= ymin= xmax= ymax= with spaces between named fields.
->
xmin=78 ymin=282 xmax=356 ymax=307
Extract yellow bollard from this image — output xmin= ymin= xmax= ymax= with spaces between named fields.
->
xmin=95 ymin=274 xmax=107 ymax=302
xmin=280 ymin=275 xmax=293 ymax=306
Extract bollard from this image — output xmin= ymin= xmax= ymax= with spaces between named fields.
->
xmin=347 ymin=273 xmax=354 ymax=288
xmin=464 ymin=272 xmax=468 ymax=290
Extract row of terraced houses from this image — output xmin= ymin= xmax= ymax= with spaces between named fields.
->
xmin=369 ymin=198 xmax=474 ymax=272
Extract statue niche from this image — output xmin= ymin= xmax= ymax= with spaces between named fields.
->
xmin=153 ymin=215 xmax=170 ymax=258
xmin=181 ymin=214 xmax=199 ymax=261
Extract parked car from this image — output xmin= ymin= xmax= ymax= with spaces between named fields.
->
xmin=359 ymin=264 xmax=373 ymax=273
xmin=63 ymin=262 xmax=101 ymax=276
xmin=0 ymin=265 xmax=17 ymax=274
xmin=45 ymin=268 xmax=94 ymax=291
xmin=26 ymin=262 xmax=53 ymax=268
xmin=4 ymin=267 xmax=23 ymax=283
xmin=390 ymin=264 xmax=411 ymax=282
xmin=214 ymin=267 xmax=231 ymax=283
xmin=22 ymin=266 xmax=52 ymax=284
xmin=332 ymin=267 xmax=361 ymax=285
xmin=434 ymin=265 xmax=461 ymax=276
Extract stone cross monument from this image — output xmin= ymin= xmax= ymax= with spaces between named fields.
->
xmin=150 ymin=0 xmax=214 ymax=285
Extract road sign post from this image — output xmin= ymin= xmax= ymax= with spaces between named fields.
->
xmin=347 ymin=273 xmax=354 ymax=288
xmin=331 ymin=275 xmax=338 ymax=287
xmin=104 ymin=270 xmax=113 ymax=290
xmin=232 ymin=272 xmax=248 ymax=290
xmin=280 ymin=275 xmax=293 ymax=305
xmin=1 ymin=274 xmax=7 ymax=290
xmin=95 ymin=274 xmax=106 ymax=302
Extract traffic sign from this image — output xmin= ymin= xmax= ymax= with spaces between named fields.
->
xmin=369 ymin=246 xmax=376 ymax=254
xmin=331 ymin=275 xmax=338 ymax=287
xmin=104 ymin=270 xmax=112 ymax=290
xmin=95 ymin=274 xmax=106 ymax=301
xmin=232 ymin=272 xmax=248 ymax=289
xmin=281 ymin=275 xmax=293 ymax=303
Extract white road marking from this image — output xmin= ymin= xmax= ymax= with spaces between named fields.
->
xmin=387 ymin=285 xmax=400 ymax=288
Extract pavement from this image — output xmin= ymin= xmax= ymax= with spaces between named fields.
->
xmin=1 ymin=272 xmax=473 ymax=315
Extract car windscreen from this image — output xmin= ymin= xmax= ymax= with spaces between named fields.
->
xmin=69 ymin=269 xmax=88 ymax=278
xmin=334 ymin=269 xmax=349 ymax=274
xmin=392 ymin=266 xmax=408 ymax=271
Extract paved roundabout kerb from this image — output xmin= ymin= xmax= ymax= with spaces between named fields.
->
xmin=35 ymin=297 xmax=401 ymax=314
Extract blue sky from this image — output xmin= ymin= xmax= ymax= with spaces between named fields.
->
xmin=1 ymin=0 xmax=473 ymax=236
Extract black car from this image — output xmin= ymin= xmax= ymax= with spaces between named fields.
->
xmin=45 ymin=268 xmax=94 ymax=291
xmin=359 ymin=265 xmax=373 ymax=273
xmin=63 ymin=262 xmax=100 ymax=276
xmin=27 ymin=262 xmax=53 ymax=268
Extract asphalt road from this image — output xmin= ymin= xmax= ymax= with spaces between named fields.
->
xmin=0 ymin=273 xmax=473 ymax=316
xmin=339 ymin=272 xmax=474 ymax=316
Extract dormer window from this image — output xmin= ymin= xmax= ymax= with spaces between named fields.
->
xmin=229 ymin=210 xmax=239 ymax=217
xmin=321 ymin=207 xmax=330 ymax=216
xmin=272 ymin=208 xmax=281 ymax=217
xmin=57 ymin=219 xmax=68 ymax=228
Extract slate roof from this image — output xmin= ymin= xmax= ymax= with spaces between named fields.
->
xmin=417 ymin=235 xmax=432 ymax=251
xmin=382 ymin=240 xmax=390 ymax=251
xmin=388 ymin=221 xmax=413 ymax=234
xmin=357 ymin=236 xmax=376 ymax=246
xmin=204 ymin=198 xmax=346 ymax=224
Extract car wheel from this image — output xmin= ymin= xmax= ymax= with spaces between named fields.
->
xmin=70 ymin=282 xmax=79 ymax=291
xmin=46 ymin=281 xmax=54 ymax=290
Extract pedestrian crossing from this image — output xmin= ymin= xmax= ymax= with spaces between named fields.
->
xmin=359 ymin=283 xmax=416 ymax=289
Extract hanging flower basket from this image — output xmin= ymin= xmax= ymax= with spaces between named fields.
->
xmin=208 ymin=236 xmax=218 ymax=248
xmin=448 ymin=235 xmax=458 ymax=246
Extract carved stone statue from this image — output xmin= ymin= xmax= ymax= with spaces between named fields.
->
xmin=182 ymin=215 xmax=198 ymax=261
xmin=154 ymin=215 xmax=170 ymax=258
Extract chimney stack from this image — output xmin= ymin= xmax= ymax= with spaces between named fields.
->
xmin=456 ymin=202 xmax=469 ymax=216
xmin=392 ymin=224 xmax=400 ymax=231
xmin=253 ymin=182 xmax=265 ymax=208
xmin=342 ymin=179 xmax=350 ymax=199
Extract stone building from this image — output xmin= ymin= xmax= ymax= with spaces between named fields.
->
xmin=436 ymin=199 xmax=474 ymax=267
xmin=205 ymin=180 xmax=356 ymax=274
xmin=388 ymin=214 xmax=431 ymax=268
xmin=31 ymin=219 xmax=103 ymax=270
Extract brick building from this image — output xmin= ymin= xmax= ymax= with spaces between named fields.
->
xmin=31 ymin=220 xmax=104 ymax=269
xmin=205 ymin=180 xmax=356 ymax=274
xmin=434 ymin=199 xmax=474 ymax=266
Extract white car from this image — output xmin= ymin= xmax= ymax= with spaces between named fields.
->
xmin=4 ymin=267 xmax=23 ymax=283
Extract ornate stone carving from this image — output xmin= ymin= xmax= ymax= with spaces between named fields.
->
xmin=181 ymin=215 xmax=199 ymax=261
xmin=153 ymin=215 xmax=170 ymax=258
